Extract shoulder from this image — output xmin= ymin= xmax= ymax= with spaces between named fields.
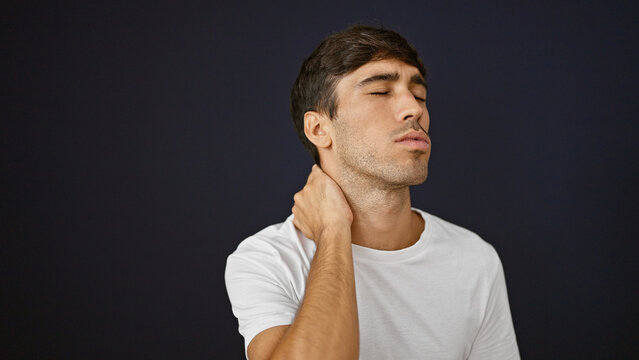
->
xmin=229 ymin=216 xmax=297 ymax=259
xmin=416 ymin=208 xmax=501 ymax=271
xmin=225 ymin=215 xmax=315 ymax=285
xmin=224 ymin=216 xmax=313 ymax=352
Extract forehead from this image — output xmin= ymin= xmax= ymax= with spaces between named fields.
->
xmin=338 ymin=59 xmax=423 ymax=87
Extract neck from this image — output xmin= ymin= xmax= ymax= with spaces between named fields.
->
xmin=329 ymin=167 xmax=424 ymax=251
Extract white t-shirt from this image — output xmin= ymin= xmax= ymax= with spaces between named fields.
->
xmin=225 ymin=209 xmax=520 ymax=359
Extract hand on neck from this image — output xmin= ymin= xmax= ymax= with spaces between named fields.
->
xmin=320 ymin=159 xmax=424 ymax=251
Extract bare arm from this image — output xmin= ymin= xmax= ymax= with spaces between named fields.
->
xmin=248 ymin=165 xmax=359 ymax=360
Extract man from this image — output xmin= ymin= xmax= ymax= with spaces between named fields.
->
xmin=225 ymin=25 xmax=519 ymax=360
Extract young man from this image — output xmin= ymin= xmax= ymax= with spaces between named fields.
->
xmin=225 ymin=25 xmax=520 ymax=360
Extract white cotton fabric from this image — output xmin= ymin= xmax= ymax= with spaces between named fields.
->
xmin=225 ymin=209 xmax=520 ymax=359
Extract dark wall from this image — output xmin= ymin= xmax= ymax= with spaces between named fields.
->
xmin=2 ymin=1 xmax=637 ymax=358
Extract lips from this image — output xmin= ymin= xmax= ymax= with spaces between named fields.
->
xmin=395 ymin=130 xmax=430 ymax=151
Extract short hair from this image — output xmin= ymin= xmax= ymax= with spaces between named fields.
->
xmin=290 ymin=25 xmax=427 ymax=163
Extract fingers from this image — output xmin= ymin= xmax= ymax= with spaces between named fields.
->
xmin=307 ymin=165 xmax=320 ymax=185
xmin=292 ymin=201 xmax=314 ymax=240
xmin=293 ymin=190 xmax=302 ymax=205
xmin=292 ymin=165 xmax=352 ymax=242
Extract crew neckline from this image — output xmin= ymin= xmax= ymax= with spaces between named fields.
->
xmin=350 ymin=208 xmax=432 ymax=263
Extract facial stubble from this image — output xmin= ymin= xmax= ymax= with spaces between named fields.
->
xmin=332 ymin=117 xmax=430 ymax=191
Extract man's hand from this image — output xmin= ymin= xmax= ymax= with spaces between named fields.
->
xmin=292 ymin=165 xmax=353 ymax=242
xmin=250 ymin=165 xmax=359 ymax=360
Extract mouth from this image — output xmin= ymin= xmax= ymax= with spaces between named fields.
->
xmin=395 ymin=131 xmax=430 ymax=151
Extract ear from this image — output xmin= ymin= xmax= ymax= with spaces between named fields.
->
xmin=303 ymin=111 xmax=332 ymax=149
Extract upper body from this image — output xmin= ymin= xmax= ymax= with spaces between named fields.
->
xmin=226 ymin=209 xmax=519 ymax=359
xmin=225 ymin=25 xmax=519 ymax=359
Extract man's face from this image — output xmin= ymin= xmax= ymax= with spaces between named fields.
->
xmin=329 ymin=58 xmax=431 ymax=188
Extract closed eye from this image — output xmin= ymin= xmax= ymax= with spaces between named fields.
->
xmin=370 ymin=91 xmax=389 ymax=95
xmin=414 ymin=95 xmax=426 ymax=102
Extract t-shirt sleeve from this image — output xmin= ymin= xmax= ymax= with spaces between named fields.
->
xmin=224 ymin=239 xmax=300 ymax=354
xmin=468 ymin=252 xmax=520 ymax=360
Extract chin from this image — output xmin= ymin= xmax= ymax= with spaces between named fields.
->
xmin=401 ymin=154 xmax=429 ymax=184
xmin=407 ymin=170 xmax=429 ymax=186
xmin=405 ymin=160 xmax=429 ymax=183
xmin=384 ymin=166 xmax=429 ymax=188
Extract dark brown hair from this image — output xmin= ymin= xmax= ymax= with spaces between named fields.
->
xmin=290 ymin=25 xmax=427 ymax=163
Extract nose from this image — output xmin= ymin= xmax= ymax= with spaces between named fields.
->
xmin=396 ymin=91 xmax=427 ymax=127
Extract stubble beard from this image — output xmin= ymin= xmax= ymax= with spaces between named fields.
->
xmin=332 ymin=121 xmax=430 ymax=191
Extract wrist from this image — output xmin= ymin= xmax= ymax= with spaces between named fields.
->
xmin=317 ymin=223 xmax=352 ymax=247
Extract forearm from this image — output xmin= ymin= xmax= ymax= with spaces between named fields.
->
xmin=271 ymin=226 xmax=359 ymax=360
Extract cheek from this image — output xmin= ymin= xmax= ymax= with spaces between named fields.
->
xmin=333 ymin=120 xmax=371 ymax=155
xmin=332 ymin=102 xmax=394 ymax=150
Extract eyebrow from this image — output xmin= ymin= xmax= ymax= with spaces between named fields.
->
xmin=355 ymin=72 xmax=428 ymax=90
xmin=356 ymin=72 xmax=399 ymax=88
xmin=410 ymin=74 xmax=428 ymax=90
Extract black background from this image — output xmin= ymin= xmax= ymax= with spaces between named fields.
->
xmin=2 ymin=1 xmax=637 ymax=359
